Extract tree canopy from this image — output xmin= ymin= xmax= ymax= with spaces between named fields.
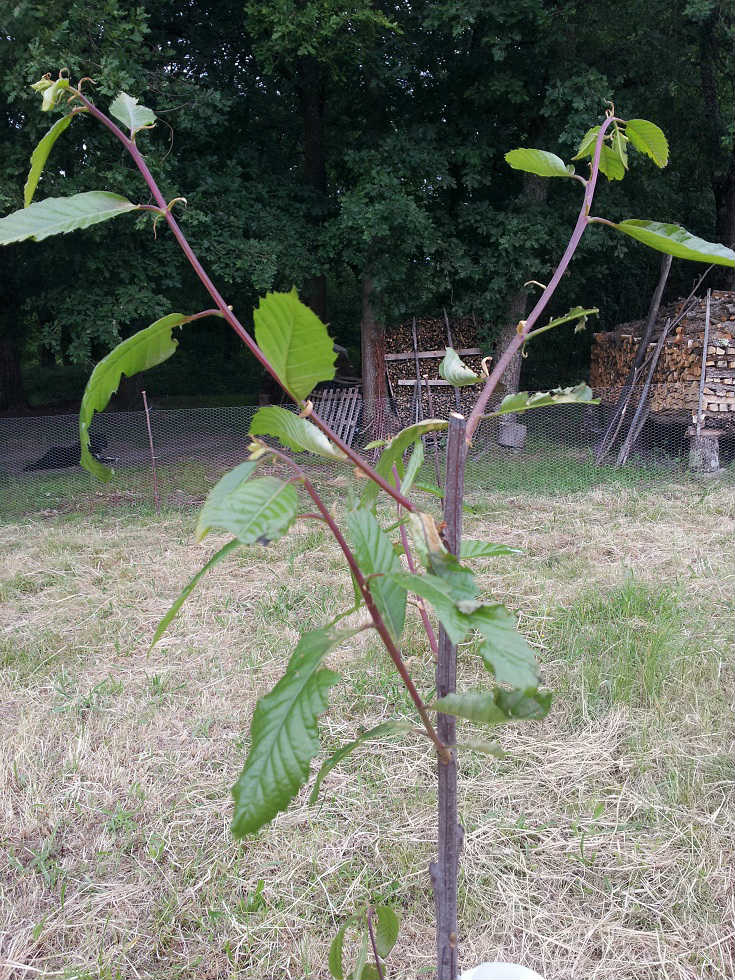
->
xmin=1 ymin=0 xmax=732 ymax=409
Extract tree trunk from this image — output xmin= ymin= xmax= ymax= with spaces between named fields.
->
xmin=299 ymin=54 xmax=328 ymax=321
xmin=0 ymin=336 xmax=26 ymax=412
xmin=360 ymin=275 xmax=387 ymax=441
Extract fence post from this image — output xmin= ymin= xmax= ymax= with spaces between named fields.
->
xmin=141 ymin=390 xmax=160 ymax=513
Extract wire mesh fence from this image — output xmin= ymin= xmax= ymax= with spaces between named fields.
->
xmin=2 ymin=388 xmax=733 ymax=519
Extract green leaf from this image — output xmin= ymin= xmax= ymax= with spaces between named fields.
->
xmin=457 ymin=737 xmax=505 ymax=758
xmin=357 ymin=966 xmax=380 ymax=980
xmin=374 ymin=906 xmax=400 ymax=959
xmin=438 ymin=347 xmax=481 ymax=386
xmin=109 ymin=92 xmax=157 ymax=137
xmin=40 ymin=77 xmax=70 ymax=112
xmin=347 ymin=510 xmax=406 ymax=640
xmin=79 ymin=313 xmax=192 ymax=480
xmin=0 ymin=191 xmax=137 ymax=245
xmin=611 ymin=129 xmax=629 ymax=171
xmin=405 ymin=511 xmax=477 ymax=599
xmin=401 ymin=438 xmax=424 ymax=494
xmin=433 ymin=688 xmax=551 ymax=725
xmin=494 ymin=687 xmax=552 ymax=719
xmin=490 ymin=383 xmax=596 ymax=418
xmin=505 ymin=148 xmax=572 ymax=178
xmin=470 ymin=605 xmax=540 ymax=690
xmin=253 ymin=289 xmax=336 ymax=401
xmin=150 ymin=540 xmax=240 ymax=649
xmin=197 ymin=472 xmax=298 ymax=546
xmin=460 ymin=541 xmax=521 ymax=559
xmin=389 ymin=572 xmax=472 ymax=645
xmin=610 ymin=220 xmax=735 ymax=267
xmin=231 ymin=621 xmax=361 ymax=837
xmin=361 ymin=419 xmax=447 ymax=506
xmin=571 ymin=125 xmax=600 ymax=161
xmin=598 ymin=143 xmax=625 ymax=181
xmin=250 ymin=405 xmax=346 ymax=461
xmin=625 ymin=119 xmax=669 ymax=167
xmin=329 ymin=923 xmax=348 ymax=980
xmin=309 ymin=721 xmax=413 ymax=804
xmin=24 ymin=114 xmax=74 ymax=207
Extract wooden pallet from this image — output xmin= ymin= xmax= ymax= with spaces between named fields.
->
xmin=312 ymin=387 xmax=362 ymax=447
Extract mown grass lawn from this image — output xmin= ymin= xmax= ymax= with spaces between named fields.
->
xmin=1 ymin=478 xmax=734 ymax=979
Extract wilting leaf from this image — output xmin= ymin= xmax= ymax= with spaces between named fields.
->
xmin=150 ymin=540 xmax=240 ymax=649
xmin=79 ymin=313 xmax=193 ymax=480
xmin=361 ymin=419 xmax=447 ymax=506
xmin=309 ymin=721 xmax=413 ymax=804
xmin=24 ymin=114 xmax=74 ymax=206
xmin=109 ymin=91 xmax=157 ymax=137
xmin=433 ymin=688 xmax=551 ymax=724
xmin=491 ymin=383 xmax=596 ymax=417
xmin=439 ymin=347 xmax=481 ymax=386
xmin=572 ymin=125 xmax=601 ymax=161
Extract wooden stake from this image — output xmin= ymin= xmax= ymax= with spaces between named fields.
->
xmin=696 ymin=290 xmax=712 ymax=438
xmin=141 ymin=390 xmax=160 ymax=514
xmin=431 ymin=412 xmax=466 ymax=980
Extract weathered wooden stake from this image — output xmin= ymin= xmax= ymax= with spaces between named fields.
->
xmin=141 ymin=390 xmax=160 ymax=513
xmin=431 ymin=411 xmax=466 ymax=980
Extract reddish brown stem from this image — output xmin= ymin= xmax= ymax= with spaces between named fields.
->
xmin=70 ymin=88 xmax=415 ymax=513
xmin=267 ymin=447 xmax=449 ymax=761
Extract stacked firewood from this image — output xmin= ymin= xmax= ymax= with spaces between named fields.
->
xmin=385 ymin=315 xmax=491 ymax=423
xmin=590 ymin=290 xmax=735 ymax=421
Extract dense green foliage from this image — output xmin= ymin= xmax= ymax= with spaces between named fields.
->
xmin=2 ymin=0 xmax=733 ymax=409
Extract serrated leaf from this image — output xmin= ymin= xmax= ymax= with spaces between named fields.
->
xmin=438 ymin=347 xmax=481 ymax=386
xmin=460 ymin=540 xmax=521 ymax=559
xmin=598 ymin=143 xmax=625 ymax=181
xmin=109 ymin=91 xmax=157 ymax=137
xmin=79 ymin=313 xmax=192 ymax=481
xmin=197 ymin=472 xmax=298 ymax=545
xmin=571 ymin=125 xmax=600 ymax=161
xmin=625 ymin=119 xmax=669 ymax=167
xmin=491 ymin=383 xmax=596 ymax=418
xmin=505 ymin=148 xmax=572 ymax=178
xmin=329 ymin=923 xmax=348 ymax=979
xmin=374 ymin=906 xmax=400 ymax=959
xmin=309 ymin=722 xmax=413 ymax=804
xmin=0 ymin=191 xmax=137 ymax=245
xmin=361 ymin=419 xmax=447 ymax=506
xmin=610 ymin=220 xmax=735 ymax=267
xmin=250 ymin=405 xmax=346 ymax=461
xmin=470 ymin=605 xmax=540 ymax=689
xmin=254 ymin=289 xmax=336 ymax=401
xmin=149 ymin=539 xmax=240 ymax=649
xmin=390 ymin=572 xmax=472 ymax=644
xmin=530 ymin=306 xmax=598 ymax=338
xmin=24 ymin=114 xmax=74 ymax=206
xmin=347 ymin=510 xmax=406 ymax=640
xmin=433 ymin=688 xmax=551 ymax=725
xmin=231 ymin=621 xmax=361 ymax=837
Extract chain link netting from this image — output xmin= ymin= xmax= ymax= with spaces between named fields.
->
xmin=2 ymin=388 xmax=733 ymax=518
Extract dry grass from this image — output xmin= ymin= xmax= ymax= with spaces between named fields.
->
xmin=1 ymin=480 xmax=735 ymax=979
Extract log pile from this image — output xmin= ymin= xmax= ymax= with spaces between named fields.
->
xmin=385 ymin=315 xmax=492 ymax=424
xmin=590 ymin=290 xmax=735 ymax=424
